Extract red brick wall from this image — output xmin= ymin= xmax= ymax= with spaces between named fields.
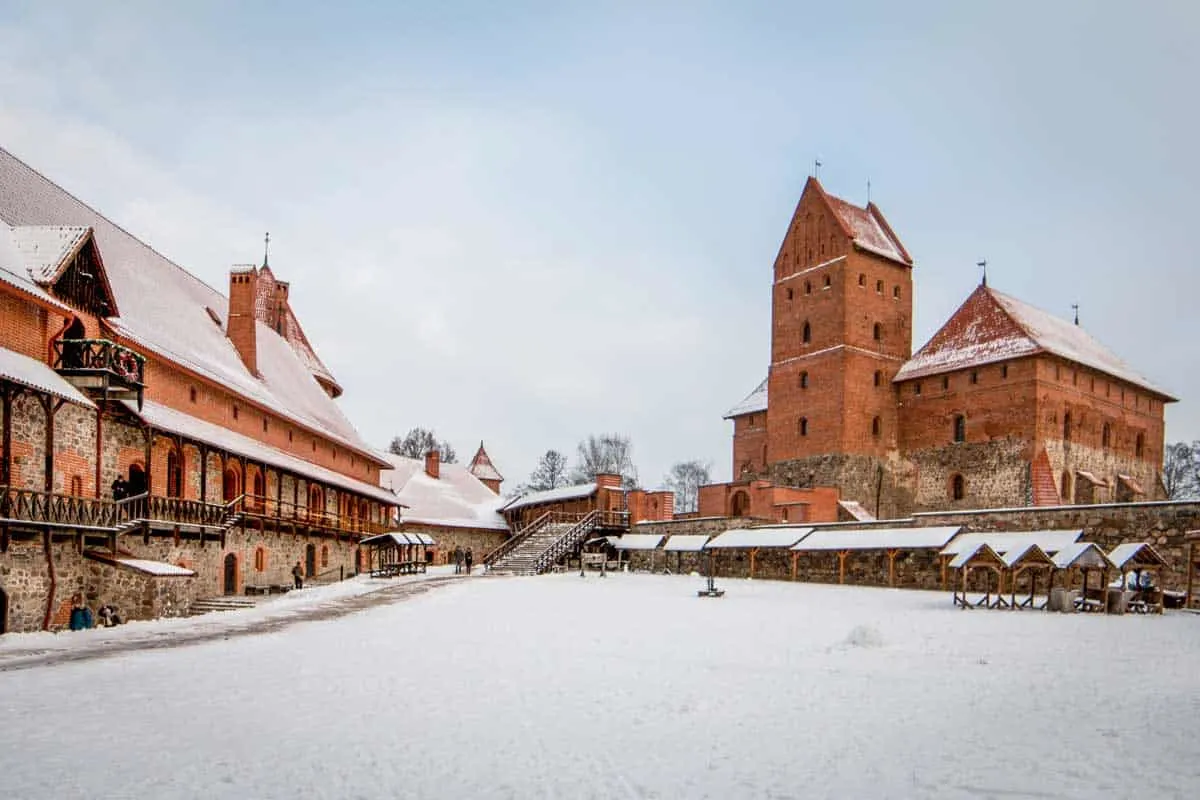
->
xmin=0 ymin=291 xmax=60 ymax=361
xmin=730 ymin=412 xmax=768 ymax=478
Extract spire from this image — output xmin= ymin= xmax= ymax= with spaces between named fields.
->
xmin=1072 ymin=303 xmax=1080 ymax=326
xmin=977 ymin=259 xmax=988 ymax=287
xmin=262 ymin=231 xmax=270 ymax=269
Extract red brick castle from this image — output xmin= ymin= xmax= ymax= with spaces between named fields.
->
xmin=725 ymin=177 xmax=1173 ymax=519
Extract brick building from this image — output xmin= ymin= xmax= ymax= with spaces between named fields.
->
xmin=0 ymin=147 xmax=399 ymax=634
xmin=725 ymin=176 xmax=1174 ymax=518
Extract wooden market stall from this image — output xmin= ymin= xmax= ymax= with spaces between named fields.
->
xmin=1107 ymin=543 xmax=1168 ymax=614
xmin=1049 ymin=542 xmax=1113 ymax=613
xmin=1001 ymin=543 xmax=1057 ymax=610
xmin=705 ymin=527 xmax=813 ymax=579
xmin=662 ymin=534 xmax=712 ymax=574
xmin=611 ymin=533 xmax=664 ymax=572
xmin=949 ymin=543 xmax=1007 ymax=609
xmin=789 ymin=526 xmax=960 ymax=586
xmin=360 ymin=532 xmax=433 ymax=577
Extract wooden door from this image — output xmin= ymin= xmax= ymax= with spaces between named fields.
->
xmin=305 ymin=543 xmax=316 ymax=577
xmin=223 ymin=553 xmax=238 ymax=595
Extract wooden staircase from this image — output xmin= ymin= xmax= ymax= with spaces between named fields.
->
xmin=486 ymin=510 xmax=630 ymax=576
xmin=188 ymin=597 xmax=256 ymax=616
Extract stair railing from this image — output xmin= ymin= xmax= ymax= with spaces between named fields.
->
xmin=483 ymin=510 xmax=554 ymax=567
xmin=531 ymin=510 xmax=604 ymax=575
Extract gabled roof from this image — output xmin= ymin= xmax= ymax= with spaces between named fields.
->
xmin=0 ymin=345 xmax=95 ymax=407
xmin=821 ymin=190 xmax=912 ymax=266
xmin=0 ymin=147 xmax=389 ymax=467
xmin=380 ymin=454 xmax=508 ymax=531
xmin=467 ymin=442 xmax=504 ymax=483
xmin=895 ymin=284 xmax=1174 ymax=400
xmin=11 ymin=225 xmax=90 ymax=283
xmin=500 ymin=482 xmax=597 ymax=513
xmin=724 ymin=377 xmax=768 ymax=419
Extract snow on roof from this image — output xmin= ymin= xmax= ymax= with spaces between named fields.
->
xmin=837 ymin=500 xmax=876 ymax=522
xmin=467 ymin=442 xmax=504 ymax=483
xmin=0 ymin=225 xmax=75 ymax=312
xmin=1117 ymin=475 xmax=1145 ymax=495
xmin=85 ymin=551 xmax=196 ymax=577
xmin=1051 ymin=542 xmax=1112 ymax=570
xmin=824 ymin=194 xmax=911 ymax=266
xmin=10 ymin=225 xmax=91 ymax=283
xmin=663 ymin=535 xmax=712 ymax=552
xmin=501 ymin=482 xmax=597 ymax=513
xmin=361 ymin=531 xmax=436 ymax=548
xmin=707 ymin=527 xmax=813 ymax=549
xmin=379 ymin=454 xmax=508 ymax=531
xmin=1000 ymin=543 xmax=1056 ymax=569
xmin=612 ymin=534 xmax=664 ymax=551
xmin=793 ymin=526 xmax=960 ymax=552
xmin=724 ymin=377 xmax=768 ymax=419
xmin=895 ymin=285 xmax=1173 ymax=399
xmin=0 ymin=148 xmax=387 ymax=466
xmin=0 ymin=345 xmax=95 ymax=407
xmin=126 ymin=399 xmax=399 ymax=506
xmin=940 ymin=530 xmax=1083 ymax=557
xmin=948 ymin=542 xmax=1003 ymax=570
xmin=1107 ymin=542 xmax=1167 ymax=570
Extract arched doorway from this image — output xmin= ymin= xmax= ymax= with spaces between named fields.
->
xmin=0 ymin=586 xmax=8 ymax=635
xmin=223 ymin=553 xmax=238 ymax=596
xmin=250 ymin=469 xmax=265 ymax=512
xmin=307 ymin=485 xmax=323 ymax=523
xmin=166 ymin=449 xmax=182 ymax=498
xmin=223 ymin=466 xmax=240 ymax=503
xmin=127 ymin=464 xmax=146 ymax=496
xmin=305 ymin=543 xmax=317 ymax=578
xmin=730 ymin=491 xmax=750 ymax=517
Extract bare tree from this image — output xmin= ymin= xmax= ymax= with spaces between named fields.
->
xmin=388 ymin=428 xmax=458 ymax=463
xmin=517 ymin=450 xmax=570 ymax=494
xmin=569 ymin=433 xmax=639 ymax=489
xmin=664 ymin=460 xmax=711 ymax=514
xmin=1162 ymin=441 xmax=1198 ymax=499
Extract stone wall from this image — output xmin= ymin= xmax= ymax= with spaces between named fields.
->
xmin=906 ymin=438 xmax=1029 ymax=512
xmin=406 ymin=523 xmax=508 ymax=566
xmin=10 ymin=391 xmax=47 ymax=490
xmin=100 ymin=415 xmax=146 ymax=498
xmin=768 ymin=452 xmax=912 ymax=520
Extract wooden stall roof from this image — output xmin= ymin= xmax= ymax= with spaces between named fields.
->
xmin=663 ymin=535 xmax=712 ymax=552
xmin=1107 ymin=542 xmax=1168 ymax=571
xmin=707 ymin=527 xmax=813 ymax=549
xmin=949 ymin=542 xmax=1006 ymax=570
xmin=941 ymin=530 xmax=1082 ymax=558
xmin=1051 ymin=541 xmax=1113 ymax=570
xmin=792 ymin=526 xmax=960 ymax=552
xmin=611 ymin=534 xmax=664 ymax=551
xmin=361 ymin=531 xmax=435 ymax=548
xmin=1000 ymin=542 xmax=1057 ymax=569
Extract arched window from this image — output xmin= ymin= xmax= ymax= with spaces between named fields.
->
xmin=874 ymin=370 xmax=882 ymax=387
xmin=166 ymin=449 xmax=182 ymax=498
xmin=953 ymin=414 xmax=966 ymax=443
xmin=872 ymin=323 xmax=882 ymax=341
xmin=800 ymin=371 xmax=809 ymax=389
xmin=1135 ymin=432 xmax=1145 ymax=459
xmin=1061 ymin=471 xmax=1072 ymax=503
xmin=871 ymin=417 xmax=881 ymax=437
xmin=69 ymin=475 xmax=83 ymax=496
xmin=321 ymin=545 xmax=329 ymax=568
xmin=802 ymin=321 xmax=811 ymax=344
xmin=805 ymin=281 xmax=812 ymax=295
xmin=823 ymin=275 xmax=831 ymax=288
xmin=951 ymin=474 xmax=965 ymax=501
xmin=1063 ymin=411 xmax=1072 ymax=442
xmin=1102 ymin=423 xmax=1111 ymax=449
xmin=254 ymin=547 xmax=266 ymax=572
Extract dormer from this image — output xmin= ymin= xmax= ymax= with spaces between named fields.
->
xmin=14 ymin=225 xmax=118 ymax=317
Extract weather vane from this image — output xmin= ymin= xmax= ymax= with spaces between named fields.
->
xmin=977 ymin=259 xmax=987 ymax=286
xmin=263 ymin=231 xmax=270 ymax=269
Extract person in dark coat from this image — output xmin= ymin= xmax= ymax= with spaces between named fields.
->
xmin=292 ymin=561 xmax=304 ymax=590
xmin=464 ymin=548 xmax=474 ymax=575
xmin=111 ymin=477 xmax=127 ymax=501
xmin=453 ymin=546 xmax=464 ymax=575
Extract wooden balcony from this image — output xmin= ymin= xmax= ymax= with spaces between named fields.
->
xmin=235 ymin=494 xmax=392 ymax=538
xmin=0 ymin=486 xmax=118 ymax=529
xmin=115 ymin=493 xmax=230 ymax=530
xmin=52 ymin=338 xmax=145 ymax=408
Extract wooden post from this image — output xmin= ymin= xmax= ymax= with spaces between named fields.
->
xmin=143 ymin=426 xmax=154 ymax=496
xmin=887 ymin=549 xmax=898 ymax=588
xmin=940 ymin=555 xmax=948 ymax=591
xmin=94 ymin=401 xmax=103 ymax=499
xmin=749 ymin=548 xmax=757 ymax=578
xmin=200 ymin=445 xmax=208 ymax=503
xmin=837 ymin=550 xmax=849 ymax=585
xmin=791 ymin=552 xmax=799 ymax=581
xmin=1 ymin=385 xmax=12 ymax=487
xmin=1186 ymin=543 xmax=1195 ymax=610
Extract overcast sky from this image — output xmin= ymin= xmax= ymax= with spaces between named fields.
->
xmin=1 ymin=2 xmax=1196 ymax=489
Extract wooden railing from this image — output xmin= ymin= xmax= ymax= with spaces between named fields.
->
xmin=531 ymin=511 xmax=608 ymax=575
xmin=236 ymin=494 xmax=391 ymax=536
xmin=483 ymin=510 xmax=554 ymax=567
xmin=116 ymin=492 xmax=228 ymax=528
xmin=52 ymin=338 xmax=145 ymax=387
xmin=0 ymin=486 xmax=118 ymax=528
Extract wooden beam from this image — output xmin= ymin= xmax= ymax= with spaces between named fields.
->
xmin=0 ymin=385 xmax=12 ymax=486
xmin=887 ymin=548 xmax=898 ymax=588
xmin=791 ymin=552 xmax=799 ymax=581
xmin=838 ymin=550 xmax=849 ymax=585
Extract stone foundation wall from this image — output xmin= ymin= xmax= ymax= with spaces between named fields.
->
xmin=406 ymin=524 xmax=508 ymax=566
xmin=768 ymin=452 xmax=914 ymax=520
xmin=907 ymin=438 xmax=1029 ymax=512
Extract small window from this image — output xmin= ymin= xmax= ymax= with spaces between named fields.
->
xmin=970 ymin=371 xmax=978 ymax=385
xmin=312 ymin=440 xmax=316 ymax=452
xmin=1072 ymin=371 xmax=1077 ymax=386
xmin=951 ymin=474 xmax=965 ymax=501
xmin=1001 ymin=364 xmax=1009 ymax=379
xmin=874 ymin=371 xmax=882 ymax=387
xmin=871 ymin=417 xmax=881 ymax=437
xmin=1063 ymin=411 xmax=1072 ymax=442
xmin=232 ymin=405 xmax=239 ymax=420
xmin=1090 ymin=378 xmax=1095 ymax=392
xmin=288 ymin=429 xmax=293 ymax=443
xmin=942 ymin=376 xmax=949 ymax=391
xmin=786 ymin=288 xmax=793 ymax=301
xmin=1102 ymin=422 xmax=1111 ymax=449
xmin=262 ymin=418 xmax=268 ymax=433
xmin=823 ymin=275 xmax=831 ymax=289
xmin=953 ymin=414 xmax=966 ymax=443
xmin=1135 ymin=432 xmax=1145 ymax=459
xmin=189 ymin=387 xmax=197 ymax=403
xmin=805 ymin=281 xmax=812 ymax=295
xmin=875 ymin=279 xmax=883 ymax=294
xmin=70 ymin=475 xmax=83 ymax=496
xmin=914 ymin=382 xmax=922 ymax=396
xmin=321 ymin=545 xmax=329 ymax=568
xmin=872 ymin=322 xmax=882 ymax=341
xmin=800 ymin=371 xmax=809 ymax=389
xmin=1056 ymin=366 xmax=1061 ymax=380
xmin=802 ymin=321 xmax=811 ymax=344
xmin=799 ymin=417 xmax=808 ymax=436
xmin=255 ymin=547 xmax=266 ymax=572
xmin=858 ymin=273 xmax=866 ymax=287
xmin=893 ymin=285 xmax=900 ymax=299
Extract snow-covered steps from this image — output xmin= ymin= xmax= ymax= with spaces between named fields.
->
xmin=188 ymin=597 xmax=257 ymax=616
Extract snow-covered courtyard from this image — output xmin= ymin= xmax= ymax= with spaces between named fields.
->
xmin=1 ymin=573 xmax=1198 ymax=799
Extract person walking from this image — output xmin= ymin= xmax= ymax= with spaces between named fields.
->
xmin=292 ymin=561 xmax=304 ymax=590
xmin=464 ymin=548 xmax=474 ymax=576
xmin=453 ymin=545 xmax=464 ymax=575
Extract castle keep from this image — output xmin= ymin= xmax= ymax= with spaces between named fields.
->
xmin=725 ymin=177 xmax=1173 ymax=519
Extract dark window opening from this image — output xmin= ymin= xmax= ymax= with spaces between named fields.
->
xmin=800 ymin=371 xmax=809 ymax=389
xmin=970 ymin=371 xmax=978 ymax=385
xmin=953 ymin=414 xmax=966 ymax=443
xmin=872 ymin=322 xmax=882 ymax=341
xmin=802 ymin=321 xmax=811 ymax=344
xmin=858 ymin=273 xmax=866 ymax=286
xmin=951 ymin=474 xmax=965 ymax=501
xmin=871 ymin=417 xmax=881 ymax=437
xmin=874 ymin=371 xmax=882 ymax=387
xmin=799 ymin=417 xmax=808 ymax=436
xmin=1063 ymin=412 xmax=1072 ymax=442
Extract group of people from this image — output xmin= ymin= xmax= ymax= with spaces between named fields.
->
xmin=453 ymin=546 xmax=474 ymax=575
xmin=68 ymin=595 xmax=124 ymax=631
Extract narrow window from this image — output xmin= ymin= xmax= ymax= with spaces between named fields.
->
xmin=953 ymin=414 xmax=966 ymax=443
xmin=1135 ymin=432 xmax=1145 ymax=459
xmin=288 ymin=429 xmax=293 ymax=443
xmin=875 ymin=279 xmax=883 ymax=294
xmin=263 ymin=418 xmax=269 ymax=433
xmin=800 ymin=371 xmax=809 ymax=389
xmin=1001 ymin=364 xmax=1009 ymax=379
xmin=1072 ymin=371 xmax=1077 ymax=386
xmin=805 ymin=281 xmax=812 ymax=295
xmin=823 ymin=275 xmax=831 ymax=288
xmin=786 ymin=288 xmax=793 ymax=301
xmin=871 ymin=417 xmax=881 ymax=437
xmin=233 ymin=405 xmax=239 ymax=420
xmin=321 ymin=545 xmax=329 ymax=568
xmin=1056 ymin=366 xmax=1061 ymax=380
xmin=799 ymin=417 xmax=808 ymax=436
xmin=1061 ymin=471 xmax=1072 ymax=503
xmin=873 ymin=370 xmax=882 ymax=387
xmin=1090 ymin=378 xmax=1095 ymax=392
xmin=255 ymin=547 xmax=266 ymax=572
xmin=70 ymin=475 xmax=83 ymax=496
xmin=893 ymin=285 xmax=900 ymax=299
xmin=802 ymin=321 xmax=811 ymax=344
xmin=858 ymin=273 xmax=866 ymax=287
xmin=942 ymin=376 xmax=949 ymax=391
xmin=914 ymin=382 xmax=922 ymax=396
xmin=951 ymin=474 xmax=965 ymax=501
xmin=873 ymin=322 xmax=882 ymax=341
xmin=189 ymin=387 xmax=197 ymax=403
xmin=1063 ymin=411 xmax=1072 ymax=442
xmin=970 ymin=371 xmax=978 ymax=385
xmin=1102 ymin=423 xmax=1111 ymax=449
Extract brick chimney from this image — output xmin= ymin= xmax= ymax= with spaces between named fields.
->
xmin=227 ymin=267 xmax=259 ymax=376
xmin=424 ymin=449 xmax=440 ymax=480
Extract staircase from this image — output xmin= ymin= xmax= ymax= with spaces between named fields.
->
xmin=488 ymin=521 xmax=580 ymax=575
xmin=1030 ymin=449 xmax=1061 ymax=506
xmin=188 ymin=596 xmax=256 ymax=616
xmin=488 ymin=510 xmax=629 ymax=576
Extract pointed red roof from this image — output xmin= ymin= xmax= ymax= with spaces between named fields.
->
xmin=896 ymin=284 xmax=1175 ymax=400
xmin=806 ymin=177 xmax=912 ymax=266
xmin=468 ymin=441 xmax=504 ymax=483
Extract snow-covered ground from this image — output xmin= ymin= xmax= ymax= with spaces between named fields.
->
xmin=1 ymin=573 xmax=1197 ymax=799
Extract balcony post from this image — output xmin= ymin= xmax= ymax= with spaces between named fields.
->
xmin=1 ymin=385 xmax=12 ymax=486
xmin=200 ymin=444 xmax=208 ymax=503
